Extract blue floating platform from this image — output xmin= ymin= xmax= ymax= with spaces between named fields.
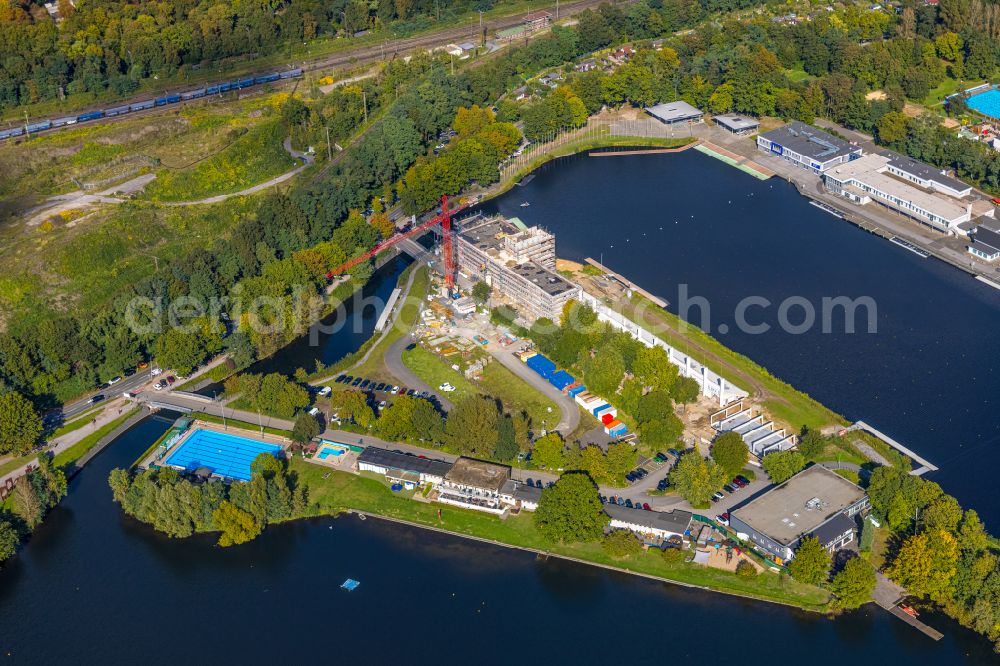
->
xmin=341 ymin=578 xmax=360 ymax=592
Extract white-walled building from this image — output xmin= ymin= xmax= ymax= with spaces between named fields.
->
xmin=437 ymin=457 xmax=511 ymax=515
xmin=823 ymin=153 xmax=974 ymax=233
xmin=605 ymin=505 xmax=692 ymax=541
xmin=757 ymin=121 xmax=861 ymax=172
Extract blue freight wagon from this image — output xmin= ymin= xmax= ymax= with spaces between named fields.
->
xmin=525 ymin=354 xmax=556 ymax=379
xmin=218 ymin=82 xmax=232 ymax=93
xmin=129 ymin=100 xmax=154 ymax=112
xmin=106 ymin=105 xmax=130 ymax=116
xmin=567 ymin=384 xmax=586 ymax=398
xmin=25 ymin=120 xmax=52 ymax=132
xmin=236 ymin=78 xmax=255 ymax=89
xmin=52 ymin=116 xmax=77 ymax=128
xmin=255 ymin=73 xmax=280 ymax=84
xmin=548 ymin=370 xmax=574 ymax=391
xmin=280 ymin=68 xmax=303 ymax=79
xmin=78 ymin=111 xmax=105 ymax=122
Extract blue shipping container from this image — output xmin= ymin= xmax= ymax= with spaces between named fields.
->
xmin=525 ymin=354 xmax=556 ymax=378
xmin=548 ymin=371 xmax=574 ymax=391
xmin=567 ymin=384 xmax=586 ymax=398
xmin=591 ymin=403 xmax=611 ymax=417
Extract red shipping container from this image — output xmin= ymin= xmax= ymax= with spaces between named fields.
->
xmin=601 ymin=412 xmax=615 ymax=425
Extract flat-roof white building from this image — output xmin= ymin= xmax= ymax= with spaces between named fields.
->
xmin=713 ymin=113 xmax=759 ymax=136
xmin=645 ymin=101 xmax=704 ymax=125
xmin=823 ymin=153 xmax=973 ymax=233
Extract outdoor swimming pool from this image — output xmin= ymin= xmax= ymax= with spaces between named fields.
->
xmin=164 ymin=428 xmax=283 ymax=481
xmin=965 ymin=87 xmax=1000 ymax=119
xmin=317 ymin=446 xmax=346 ymax=460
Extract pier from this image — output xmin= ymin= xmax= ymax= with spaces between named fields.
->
xmin=873 ymin=573 xmax=944 ymax=640
xmin=846 ymin=421 xmax=939 ymax=476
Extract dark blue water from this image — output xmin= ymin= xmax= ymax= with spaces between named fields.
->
xmin=486 ymin=149 xmax=1000 ymax=532
xmin=3 ymin=153 xmax=1000 ymax=662
xmin=0 ymin=413 xmax=994 ymax=663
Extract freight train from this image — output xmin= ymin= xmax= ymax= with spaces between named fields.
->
xmin=0 ymin=68 xmax=303 ymax=141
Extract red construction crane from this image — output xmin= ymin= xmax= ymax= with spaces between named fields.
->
xmin=325 ymin=195 xmax=467 ymax=291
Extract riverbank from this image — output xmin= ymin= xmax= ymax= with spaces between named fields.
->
xmin=290 ymin=459 xmax=832 ymax=611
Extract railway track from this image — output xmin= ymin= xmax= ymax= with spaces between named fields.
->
xmin=0 ymin=0 xmax=610 ymax=142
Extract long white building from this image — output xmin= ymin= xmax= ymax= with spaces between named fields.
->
xmin=823 ymin=153 xmax=974 ymax=233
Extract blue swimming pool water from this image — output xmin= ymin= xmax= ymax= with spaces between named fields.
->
xmin=165 ymin=428 xmax=282 ymax=481
xmin=318 ymin=447 xmax=345 ymax=460
xmin=965 ymin=87 xmax=1000 ymax=118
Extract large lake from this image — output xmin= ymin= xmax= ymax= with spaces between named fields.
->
xmin=2 ymin=150 xmax=999 ymax=662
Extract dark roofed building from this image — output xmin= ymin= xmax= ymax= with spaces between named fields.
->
xmin=500 ymin=479 xmax=542 ymax=511
xmin=357 ymin=447 xmax=452 ymax=485
xmin=881 ymin=151 xmax=972 ymax=197
xmin=757 ymin=121 xmax=861 ymax=173
xmin=969 ymin=218 xmax=1000 ymax=262
xmin=729 ymin=465 xmax=869 ymax=563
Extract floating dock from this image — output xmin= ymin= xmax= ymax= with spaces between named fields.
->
xmin=341 ymin=578 xmax=361 ymax=591
xmin=809 ymin=200 xmax=844 ymax=219
xmin=889 ymin=236 xmax=930 ymax=258
xmin=374 ymin=287 xmax=402 ymax=332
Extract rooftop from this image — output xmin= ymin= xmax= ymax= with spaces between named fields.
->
xmin=509 ymin=262 xmax=577 ymax=296
xmin=826 ymin=153 xmax=971 ymax=224
xmin=881 ymin=150 xmax=971 ymax=194
xmin=809 ymin=512 xmax=857 ymax=546
xmin=357 ymin=447 xmax=453 ymax=478
xmin=501 ymin=479 xmax=542 ymax=503
xmin=604 ymin=504 xmax=693 ymax=535
xmin=760 ymin=121 xmax=857 ymax=162
xmin=713 ymin=113 xmax=760 ymax=131
xmin=445 ymin=457 xmax=511 ymax=492
xmin=730 ymin=465 xmax=866 ymax=546
xmin=645 ymin=100 xmax=703 ymax=123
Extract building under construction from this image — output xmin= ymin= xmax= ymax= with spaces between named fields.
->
xmin=456 ymin=215 xmax=579 ymax=321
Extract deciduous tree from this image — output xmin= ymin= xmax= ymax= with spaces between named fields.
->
xmin=788 ymin=536 xmax=831 ymax=585
xmin=668 ymin=452 xmax=728 ymax=507
xmin=762 ymin=450 xmax=805 ymax=484
xmin=534 ymin=473 xmax=605 ymax=543
xmin=710 ymin=432 xmax=749 ymax=478
xmin=830 ymin=557 xmax=876 ymax=608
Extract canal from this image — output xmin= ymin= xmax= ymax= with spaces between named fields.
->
xmin=2 ymin=150 xmax=999 ymax=662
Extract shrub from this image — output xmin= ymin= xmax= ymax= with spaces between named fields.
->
xmin=602 ymin=529 xmax=642 ymax=558
xmin=661 ymin=547 xmax=686 ymax=564
xmin=736 ymin=560 xmax=757 ymax=578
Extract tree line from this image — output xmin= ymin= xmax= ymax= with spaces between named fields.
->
xmin=108 ymin=451 xmax=306 ymax=546
xmin=0 ymin=454 xmax=68 ymax=564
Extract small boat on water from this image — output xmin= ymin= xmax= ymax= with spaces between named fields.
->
xmin=341 ymin=578 xmax=361 ymax=592
xmin=520 ymin=201 xmax=530 ymax=207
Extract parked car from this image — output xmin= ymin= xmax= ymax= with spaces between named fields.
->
xmin=107 ymin=376 xmax=122 ymax=385
xmin=351 ymin=377 xmax=362 ymax=386
xmin=87 ymin=393 xmax=105 ymax=404
xmin=735 ymin=475 xmax=750 ymax=485
xmin=616 ymin=497 xmax=625 ymax=506
xmin=438 ymin=383 xmax=456 ymax=392
xmin=625 ymin=499 xmax=634 ymax=508
xmin=150 ymin=367 xmax=163 ymax=377
xmin=732 ymin=478 xmax=747 ymax=489
xmin=667 ymin=448 xmax=680 ymax=457
xmin=526 ymin=478 xmax=535 ymax=487
xmin=335 ymin=374 xmax=347 ymax=383
xmin=657 ymin=479 xmax=669 ymax=491
xmin=642 ymin=503 xmax=651 ymax=511
xmin=308 ymin=407 xmax=321 ymax=416
xmin=153 ymin=382 xmax=164 ymax=391
xmin=711 ymin=491 xmax=725 ymax=502
xmin=137 ymin=362 xmax=149 ymax=370
xmin=723 ymin=484 xmax=736 ymax=493
xmin=407 ymin=389 xmax=416 ymax=396
xmin=318 ymin=386 xmax=332 ymax=397
xmin=717 ymin=513 xmax=730 ymax=526
xmin=397 ymin=387 xmax=408 ymax=395
xmin=165 ymin=376 xmax=176 ymax=385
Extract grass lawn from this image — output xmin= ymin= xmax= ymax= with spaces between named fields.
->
xmin=923 ymin=76 xmax=987 ymax=108
xmin=478 ymin=361 xmax=559 ymax=429
xmin=49 ymin=404 xmax=106 ymax=438
xmin=143 ymin=120 xmax=296 ymax=201
xmin=784 ymin=66 xmax=815 ymax=83
xmin=401 ymin=345 xmax=478 ymax=402
xmin=292 ymin=460 xmax=831 ymax=610
xmin=620 ymin=293 xmax=844 ymax=431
